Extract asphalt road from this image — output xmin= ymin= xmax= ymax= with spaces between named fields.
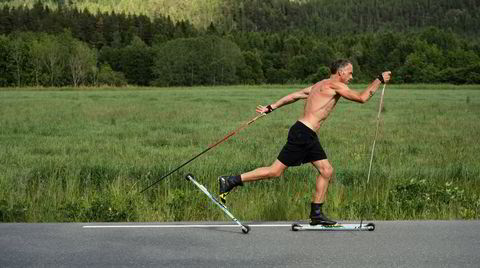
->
xmin=1 ymin=221 xmax=479 ymax=267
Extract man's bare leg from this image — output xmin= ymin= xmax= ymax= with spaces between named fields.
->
xmin=309 ymin=159 xmax=336 ymax=225
xmin=241 ymin=159 xmax=288 ymax=182
xmin=218 ymin=160 xmax=287 ymax=203
xmin=311 ymin=159 xmax=333 ymax=202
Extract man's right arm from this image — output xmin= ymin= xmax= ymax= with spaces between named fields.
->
xmin=335 ymin=71 xmax=391 ymax=103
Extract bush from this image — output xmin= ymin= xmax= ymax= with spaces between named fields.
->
xmin=389 ymin=179 xmax=479 ymax=218
xmin=308 ymin=65 xmax=330 ymax=84
xmin=152 ymin=36 xmax=244 ymax=86
xmin=0 ymin=199 xmax=28 ymax=222
xmin=59 ymin=194 xmax=137 ymax=222
xmin=166 ymin=189 xmax=188 ymax=221
xmin=97 ymin=64 xmax=127 ymax=86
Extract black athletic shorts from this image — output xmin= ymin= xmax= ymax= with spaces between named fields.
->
xmin=277 ymin=121 xmax=327 ymax=166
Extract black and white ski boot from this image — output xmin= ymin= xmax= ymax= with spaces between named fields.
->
xmin=310 ymin=202 xmax=337 ymax=226
xmin=218 ymin=175 xmax=242 ymax=204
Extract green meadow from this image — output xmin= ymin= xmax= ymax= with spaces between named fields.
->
xmin=0 ymin=85 xmax=479 ymax=222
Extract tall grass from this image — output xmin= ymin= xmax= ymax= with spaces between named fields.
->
xmin=0 ymin=85 xmax=479 ymax=222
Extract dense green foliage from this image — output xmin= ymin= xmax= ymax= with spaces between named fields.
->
xmin=218 ymin=0 xmax=480 ymax=37
xmin=0 ymin=0 xmax=479 ymax=86
xmin=152 ymin=36 xmax=244 ymax=86
xmin=1 ymin=86 xmax=479 ymax=222
xmin=3 ymin=0 xmax=480 ymax=35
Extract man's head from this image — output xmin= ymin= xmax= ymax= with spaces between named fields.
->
xmin=330 ymin=59 xmax=353 ymax=84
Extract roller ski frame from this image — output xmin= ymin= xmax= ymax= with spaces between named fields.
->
xmin=185 ymin=174 xmax=250 ymax=234
xmin=291 ymin=222 xmax=375 ymax=232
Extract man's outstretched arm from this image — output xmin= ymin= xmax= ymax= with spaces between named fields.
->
xmin=335 ymin=71 xmax=391 ymax=103
xmin=256 ymin=85 xmax=313 ymax=114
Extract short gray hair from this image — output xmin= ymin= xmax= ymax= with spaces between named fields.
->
xmin=330 ymin=59 xmax=352 ymax=74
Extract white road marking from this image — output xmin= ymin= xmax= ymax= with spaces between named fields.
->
xmin=82 ymin=224 xmax=291 ymax=229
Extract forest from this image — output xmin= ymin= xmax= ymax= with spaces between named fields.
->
xmin=0 ymin=0 xmax=479 ymax=87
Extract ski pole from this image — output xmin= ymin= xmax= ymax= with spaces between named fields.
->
xmin=138 ymin=112 xmax=266 ymax=194
xmin=366 ymin=83 xmax=386 ymax=184
xmin=360 ymin=83 xmax=387 ymax=227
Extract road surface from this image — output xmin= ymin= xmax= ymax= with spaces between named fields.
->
xmin=1 ymin=221 xmax=479 ymax=267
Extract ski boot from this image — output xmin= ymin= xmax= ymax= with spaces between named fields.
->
xmin=310 ymin=202 xmax=337 ymax=226
xmin=218 ymin=175 xmax=242 ymax=204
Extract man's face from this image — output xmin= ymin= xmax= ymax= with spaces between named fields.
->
xmin=338 ymin=64 xmax=353 ymax=84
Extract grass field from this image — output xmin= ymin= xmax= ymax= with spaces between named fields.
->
xmin=0 ymin=84 xmax=479 ymax=222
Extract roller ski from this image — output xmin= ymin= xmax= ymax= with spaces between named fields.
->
xmin=291 ymin=203 xmax=374 ymax=231
xmin=185 ymin=174 xmax=250 ymax=234
xmin=291 ymin=222 xmax=375 ymax=231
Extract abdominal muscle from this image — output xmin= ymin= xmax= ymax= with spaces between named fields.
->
xmin=298 ymin=80 xmax=340 ymax=132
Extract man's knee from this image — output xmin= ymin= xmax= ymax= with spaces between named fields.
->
xmin=269 ymin=166 xmax=284 ymax=177
xmin=321 ymin=165 xmax=334 ymax=179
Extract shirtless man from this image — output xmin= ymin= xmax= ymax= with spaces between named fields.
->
xmin=219 ymin=59 xmax=391 ymax=225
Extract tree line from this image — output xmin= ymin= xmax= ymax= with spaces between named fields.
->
xmin=0 ymin=1 xmax=479 ymax=87
xmin=3 ymin=1 xmax=479 ymax=36
xmin=219 ymin=0 xmax=480 ymax=36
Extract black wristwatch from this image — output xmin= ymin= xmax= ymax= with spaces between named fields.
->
xmin=266 ymin=105 xmax=274 ymax=114
xmin=377 ymin=74 xmax=385 ymax=83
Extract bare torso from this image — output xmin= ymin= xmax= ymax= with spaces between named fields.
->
xmin=299 ymin=79 xmax=341 ymax=131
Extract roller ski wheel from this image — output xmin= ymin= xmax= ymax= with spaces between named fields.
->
xmin=291 ymin=223 xmax=301 ymax=231
xmin=366 ymin=222 xmax=375 ymax=231
xmin=241 ymin=225 xmax=250 ymax=234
